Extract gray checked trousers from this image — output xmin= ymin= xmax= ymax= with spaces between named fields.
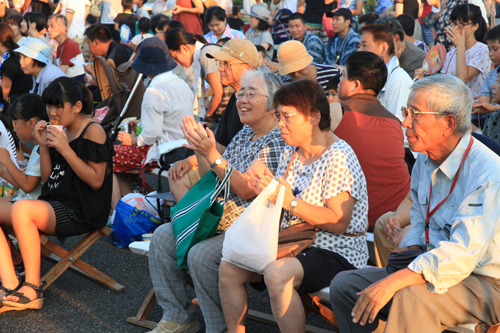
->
xmin=330 ymin=267 xmax=500 ymax=333
xmin=149 ymin=222 xmax=226 ymax=333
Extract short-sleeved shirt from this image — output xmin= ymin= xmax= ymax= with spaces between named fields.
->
xmin=245 ymin=28 xmax=274 ymax=61
xmin=131 ymin=33 xmax=154 ymax=46
xmin=339 ymin=0 xmax=363 ymax=11
xmin=441 ymin=42 xmax=492 ymax=102
xmin=0 ymin=52 xmax=32 ymax=101
xmin=101 ymin=0 xmax=123 ymax=24
xmin=276 ymin=141 xmax=369 ymax=268
xmin=31 ymin=63 xmax=67 ymax=96
xmin=480 ymin=66 xmax=499 ymax=98
xmin=61 ymin=0 xmax=89 ymax=39
xmin=284 ymin=64 xmax=341 ymax=94
xmin=114 ymin=12 xmax=139 ymax=36
xmin=399 ymin=40 xmax=427 ymax=79
xmin=219 ymin=126 xmax=286 ymax=231
xmin=56 ymin=38 xmax=85 ymax=79
xmin=204 ymin=24 xmax=246 ymax=43
xmin=15 ymin=145 xmax=43 ymax=201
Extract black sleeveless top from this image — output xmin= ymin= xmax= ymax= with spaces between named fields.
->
xmin=39 ymin=122 xmax=115 ymax=229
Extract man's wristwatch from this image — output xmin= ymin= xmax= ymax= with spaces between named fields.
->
xmin=290 ymin=197 xmax=298 ymax=215
xmin=210 ymin=157 xmax=224 ymax=169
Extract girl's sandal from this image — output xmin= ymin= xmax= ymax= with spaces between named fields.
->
xmin=1 ymin=282 xmax=44 ymax=312
xmin=0 ymin=284 xmax=21 ymax=314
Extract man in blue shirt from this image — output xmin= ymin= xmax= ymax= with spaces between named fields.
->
xmin=288 ymin=13 xmax=326 ymax=64
xmin=325 ymin=8 xmax=360 ymax=67
xmin=330 ymin=75 xmax=500 ymax=333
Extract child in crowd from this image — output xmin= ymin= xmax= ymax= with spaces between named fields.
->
xmin=134 ymin=0 xmax=149 ymax=19
xmin=157 ymin=19 xmax=170 ymax=36
xmin=415 ymin=4 xmax=490 ymax=126
xmin=114 ymin=0 xmax=139 ymax=43
xmin=255 ymin=44 xmax=271 ymax=72
xmin=150 ymin=14 xmax=169 ymax=37
xmin=0 ymin=77 xmax=114 ymax=313
xmin=326 ymin=75 xmax=341 ymax=104
xmin=227 ymin=5 xmax=244 ymax=31
xmin=472 ymin=25 xmax=500 ymax=138
xmin=167 ymin=20 xmax=185 ymax=32
xmin=131 ymin=17 xmax=153 ymax=49
xmin=0 ymin=94 xmax=48 ymax=279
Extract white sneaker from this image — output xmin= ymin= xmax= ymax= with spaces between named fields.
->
xmin=147 ymin=319 xmax=201 ymax=333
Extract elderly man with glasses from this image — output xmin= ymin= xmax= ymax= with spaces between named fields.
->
xmin=330 ymin=74 xmax=500 ymax=333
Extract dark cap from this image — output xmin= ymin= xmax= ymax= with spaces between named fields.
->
xmin=332 ymin=8 xmax=353 ymax=22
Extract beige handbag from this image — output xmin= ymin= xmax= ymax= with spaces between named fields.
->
xmin=89 ymin=0 xmax=103 ymax=18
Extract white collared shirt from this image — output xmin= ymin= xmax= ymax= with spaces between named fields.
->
xmin=401 ymin=135 xmax=500 ymax=293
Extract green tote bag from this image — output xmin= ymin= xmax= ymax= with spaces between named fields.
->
xmin=171 ymin=165 xmax=233 ymax=269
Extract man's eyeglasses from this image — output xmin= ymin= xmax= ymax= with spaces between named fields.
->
xmin=235 ymin=90 xmax=267 ymax=100
xmin=216 ymin=60 xmax=246 ymax=68
xmin=273 ymin=111 xmax=297 ymax=122
xmin=401 ymin=106 xmax=450 ymax=119
xmin=450 ymin=21 xmax=473 ymax=28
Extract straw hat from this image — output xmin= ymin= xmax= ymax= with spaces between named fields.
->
xmin=277 ymin=40 xmax=313 ymax=76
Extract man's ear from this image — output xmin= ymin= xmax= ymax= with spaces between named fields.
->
xmin=443 ymin=114 xmax=457 ymax=137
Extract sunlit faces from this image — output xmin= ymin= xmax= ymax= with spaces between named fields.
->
xmin=332 ymin=16 xmax=350 ymax=34
xmin=402 ymin=93 xmax=451 ymax=154
xmin=327 ymin=89 xmax=339 ymax=103
xmin=19 ymin=54 xmax=37 ymax=76
xmin=47 ymin=17 xmax=65 ymax=40
xmin=20 ymin=19 xmax=28 ymax=34
xmin=337 ymin=68 xmax=356 ymax=100
xmin=235 ymin=77 xmax=270 ymax=126
xmin=46 ymin=101 xmax=83 ymax=128
xmin=208 ymin=18 xmax=226 ymax=37
xmin=13 ymin=118 xmax=35 ymax=143
xmin=217 ymin=59 xmax=248 ymax=86
xmin=168 ymin=45 xmax=194 ymax=68
xmin=358 ymin=32 xmax=386 ymax=58
xmin=288 ymin=19 xmax=306 ymax=41
xmin=276 ymin=104 xmax=313 ymax=146
xmin=7 ymin=20 xmax=20 ymax=39
xmin=487 ymin=39 xmax=500 ymax=66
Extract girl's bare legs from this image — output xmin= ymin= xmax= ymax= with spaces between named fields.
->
xmin=0 ymin=228 xmax=19 ymax=296
xmin=219 ymin=261 xmax=262 ymax=333
xmin=3 ymin=200 xmax=56 ymax=303
xmin=0 ymin=200 xmax=20 ymax=265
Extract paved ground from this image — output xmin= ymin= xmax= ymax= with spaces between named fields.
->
xmin=0 ymin=174 xmax=373 ymax=333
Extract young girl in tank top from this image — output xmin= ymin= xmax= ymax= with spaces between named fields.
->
xmin=0 ymin=77 xmax=114 ymax=313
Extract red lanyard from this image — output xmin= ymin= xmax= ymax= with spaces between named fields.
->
xmin=425 ymin=137 xmax=474 ymax=246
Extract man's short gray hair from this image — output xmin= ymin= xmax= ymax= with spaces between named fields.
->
xmin=409 ymin=75 xmax=472 ymax=137
xmin=240 ymin=70 xmax=282 ymax=111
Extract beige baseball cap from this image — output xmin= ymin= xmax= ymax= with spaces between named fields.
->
xmin=277 ymin=40 xmax=313 ymax=76
xmin=206 ymin=39 xmax=259 ymax=69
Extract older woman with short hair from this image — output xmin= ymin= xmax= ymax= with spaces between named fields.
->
xmin=219 ymin=79 xmax=369 ymax=333
xmin=147 ymin=70 xmax=287 ymax=333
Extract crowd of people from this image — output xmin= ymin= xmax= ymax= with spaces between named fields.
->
xmin=0 ymin=0 xmax=498 ymax=333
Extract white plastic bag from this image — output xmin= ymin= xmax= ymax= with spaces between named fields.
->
xmin=221 ymin=179 xmax=285 ymax=274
